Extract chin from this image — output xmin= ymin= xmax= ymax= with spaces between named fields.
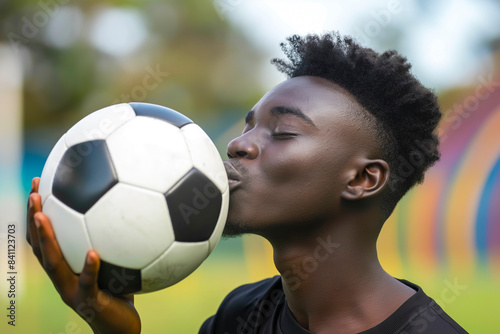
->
xmin=222 ymin=209 xmax=283 ymax=239
xmin=222 ymin=218 xmax=279 ymax=241
xmin=222 ymin=207 xmax=252 ymax=237
xmin=222 ymin=220 xmax=251 ymax=238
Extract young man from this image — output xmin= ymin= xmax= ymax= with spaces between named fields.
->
xmin=26 ymin=33 xmax=468 ymax=333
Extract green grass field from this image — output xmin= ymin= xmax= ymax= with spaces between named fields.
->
xmin=2 ymin=236 xmax=498 ymax=333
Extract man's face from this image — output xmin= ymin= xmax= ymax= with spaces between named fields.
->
xmin=223 ymin=76 xmax=371 ymax=237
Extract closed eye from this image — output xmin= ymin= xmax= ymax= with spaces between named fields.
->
xmin=271 ymin=132 xmax=297 ymax=139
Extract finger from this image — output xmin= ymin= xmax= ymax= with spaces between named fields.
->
xmin=26 ymin=193 xmax=33 ymax=245
xmin=78 ymin=250 xmax=100 ymax=292
xmin=32 ymin=177 xmax=40 ymax=193
xmin=27 ymin=193 xmax=43 ymax=256
xmin=34 ymin=212 xmax=77 ymax=290
xmin=26 ymin=178 xmax=39 ymax=244
xmin=26 ymin=178 xmax=41 ymax=244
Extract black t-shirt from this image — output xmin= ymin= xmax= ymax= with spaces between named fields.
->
xmin=199 ymin=276 xmax=468 ymax=334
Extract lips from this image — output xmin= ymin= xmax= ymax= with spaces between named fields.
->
xmin=224 ymin=161 xmax=242 ymax=191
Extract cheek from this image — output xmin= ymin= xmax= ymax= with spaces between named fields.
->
xmin=262 ymin=141 xmax=342 ymax=188
xmin=259 ymin=142 xmax=345 ymax=209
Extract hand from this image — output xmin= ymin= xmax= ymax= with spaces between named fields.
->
xmin=26 ymin=177 xmax=141 ymax=334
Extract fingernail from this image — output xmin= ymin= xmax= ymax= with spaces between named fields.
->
xmin=34 ymin=217 xmax=41 ymax=229
xmin=86 ymin=253 xmax=95 ymax=265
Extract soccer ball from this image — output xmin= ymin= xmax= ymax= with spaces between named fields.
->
xmin=38 ymin=103 xmax=229 ymax=294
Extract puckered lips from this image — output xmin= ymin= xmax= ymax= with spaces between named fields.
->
xmin=224 ymin=161 xmax=242 ymax=191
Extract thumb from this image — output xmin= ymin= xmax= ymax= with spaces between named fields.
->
xmin=79 ymin=250 xmax=100 ymax=292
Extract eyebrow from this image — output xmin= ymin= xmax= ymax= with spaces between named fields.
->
xmin=244 ymin=106 xmax=317 ymax=127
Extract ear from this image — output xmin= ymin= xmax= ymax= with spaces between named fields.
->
xmin=341 ymin=159 xmax=390 ymax=200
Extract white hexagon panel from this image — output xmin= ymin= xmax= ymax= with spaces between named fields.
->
xmin=181 ymin=123 xmax=228 ymax=193
xmin=106 ymin=116 xmax=193 ymax=193
xmin=85 ymin=183 xmax=174 ymax=269
xmin=140 ymin=241 xmax=209 ymax=293
xmin=42 ymin=195 xmax=92 ymax=273
xmin=65 ymin=103 xmax=136 ymax=147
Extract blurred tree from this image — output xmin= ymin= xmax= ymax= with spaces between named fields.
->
xmin=1 ymin=0 xmax=266 ymax=136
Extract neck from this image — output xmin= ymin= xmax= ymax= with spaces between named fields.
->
xmin=267 ymin=216 xmax=415 ymax=334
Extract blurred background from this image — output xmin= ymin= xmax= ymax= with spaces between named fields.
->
xmin=0 ymin=0 xmax=499 ymax=332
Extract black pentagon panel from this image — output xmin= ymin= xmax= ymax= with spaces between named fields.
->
xmin=52 ymin=140 xmax=118 ymax=214
xmin=129 ymin=102 xmax=193 ymax=128
xmin=97 ymin=260 xmax=142 ymax=294
xmin=165 ymin=168 xmax=222 ymax=242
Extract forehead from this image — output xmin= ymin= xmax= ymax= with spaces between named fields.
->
xmin=250 ymin=76 xmax=378 ymax=153
xmin=252 ymin=76 xmax=359 ymax=122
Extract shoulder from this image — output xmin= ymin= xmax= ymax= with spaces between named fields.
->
xmin=420 ymin=299 xmax=469 ymax=333
xmin=389 ymin=280 xmax=469 ymax=334
xmin=199 ymin=276 xmax=284 ymax=334
xmin=221 ymin=275 xmax=283 ymax=308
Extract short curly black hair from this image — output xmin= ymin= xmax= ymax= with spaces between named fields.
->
xmin=271 ymin=32 xmax=441 ymax=217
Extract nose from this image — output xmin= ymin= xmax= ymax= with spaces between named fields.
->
xmin=226 ymin=131 xmax=260 ymax=159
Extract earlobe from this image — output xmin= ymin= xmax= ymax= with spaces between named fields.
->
xmin=341 ymin=159 xmax=390 ymax=200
